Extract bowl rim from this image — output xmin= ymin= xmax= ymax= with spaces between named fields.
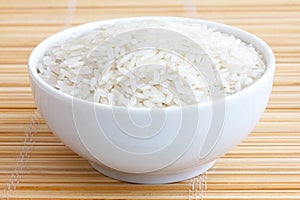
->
xmin=28 ymin=16 xmax=276 ymax=111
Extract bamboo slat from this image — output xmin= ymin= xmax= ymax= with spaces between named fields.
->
xmin=0 ymin=0 xmax=300 ymax=199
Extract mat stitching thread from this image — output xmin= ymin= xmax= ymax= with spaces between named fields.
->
xmin=0 ymin=1 xmax=77 ymax=198
xmin=188 ymin=172 xmax=207 ymax=200
xmin=64 ymin=0 xmax=77 ymax=29
xmin=0 ymin=111 xmax=40 ymax=200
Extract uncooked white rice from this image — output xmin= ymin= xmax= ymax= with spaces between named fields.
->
xmin=38 ymin=19 xmax=266 ymax=107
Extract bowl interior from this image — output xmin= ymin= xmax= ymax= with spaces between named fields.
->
xmin=28 ymin=17 xmax=275 ymax=109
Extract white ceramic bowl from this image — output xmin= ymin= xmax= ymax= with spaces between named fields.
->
xmin=28 ymin=17 xmax=275 ymax=184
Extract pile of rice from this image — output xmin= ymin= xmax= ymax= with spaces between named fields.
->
xmin=38 ymin=19 xmax=266 ymax=107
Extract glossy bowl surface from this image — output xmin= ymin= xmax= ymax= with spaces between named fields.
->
xmin=28 ymin=17 xmax=275 ymax=183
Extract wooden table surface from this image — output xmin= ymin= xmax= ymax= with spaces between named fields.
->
xmin=1 ymin=0 xmax=300 ymax=199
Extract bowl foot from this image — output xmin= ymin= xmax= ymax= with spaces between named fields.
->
xmin=89 ymin=160 xmax=216 ymax=184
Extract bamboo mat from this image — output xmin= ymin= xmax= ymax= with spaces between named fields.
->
xmin=1 ymin=0 xmax=300 ymax=199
